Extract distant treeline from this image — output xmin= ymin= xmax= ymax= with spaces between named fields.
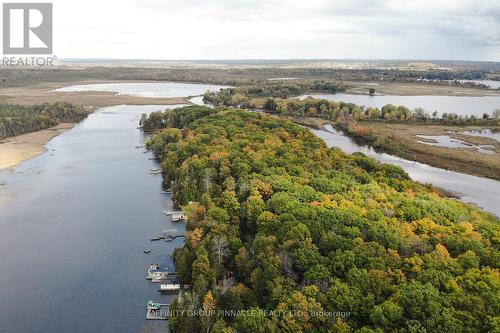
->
xmin=1 ymin=65 xmax=499 ymax=88
xmin=203 ymin=88 xmax=500 ymax=125
xmin=0 ymin=102 xmax=88 ymax=139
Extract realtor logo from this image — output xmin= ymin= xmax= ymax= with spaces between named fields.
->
xmin=3 ymin=3 xmax=52 ymax=54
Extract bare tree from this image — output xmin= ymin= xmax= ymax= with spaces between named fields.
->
xmin=212 ymin=235 xmax=230 ymax=266
xmin=279 ymin=250 xmax=294 ymax=277
xmin=202 ymin=168 xmax=212 ymax=194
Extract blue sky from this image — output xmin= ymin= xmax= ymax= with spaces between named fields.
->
xmin=45 ymin=0 xmax=500 ymax=60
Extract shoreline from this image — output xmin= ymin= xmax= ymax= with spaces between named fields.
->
xmin=286 ymin=116 xmax=500 ymax=181
xmin=0 ymin=79 xmax=191 ymax=106
xmin=344 ymin=80 xmax=500 ymax=97
xmin=0 ymin=79 xmax=193 ymax=171
xmin=0 ymin=123 xmax=74 ymax=171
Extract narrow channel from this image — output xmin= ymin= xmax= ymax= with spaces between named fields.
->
xmin=310 ymin=125 xmax=500 ymax=216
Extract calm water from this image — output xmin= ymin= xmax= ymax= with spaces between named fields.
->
xmin=458 ymin=129 xmax=500 ymax=142
xmin=311 ymin=125 xmax=500 ymax=216
xmin=55 ymin=82 xmax=229 ymax=98
xmin=299 ymin=93 xmax=500 ymax=117
xmin=459 ymin=80 xmax=500 ymax=90
xmin=0 ymin=105 xmax=184 ymax=333
xmin=416 ymin=135 xmax=495 ymax=154
xmin=1 ymin=82 xmax=499 ymax=333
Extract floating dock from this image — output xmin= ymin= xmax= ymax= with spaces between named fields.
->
xmin=163 ymin=210 xmax=182 ymax=216
xmin=146 ymin=301 xmax=169 ymax=320
xmin=159 ymin=283 xmax=181 ymax=293
xmin=163 ymin=229 xmax=186 ymax=242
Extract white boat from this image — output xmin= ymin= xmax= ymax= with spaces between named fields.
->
xmin=148 ymin=271 xmax=169 ymax=281
xmin=148 ymin=263 xmax=160 ymax=270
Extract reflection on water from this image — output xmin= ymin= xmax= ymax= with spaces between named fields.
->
xmin=456 ymin=129 xmax=500 ymax=142
xmin=310 ymin=124 xmax=500 ymax=216
xmin=299 ymin=93 xmax=500 ymax=117
xmin=416 ymin=135 xmax=496 ymax=154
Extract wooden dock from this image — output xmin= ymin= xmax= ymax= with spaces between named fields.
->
xmin=162 ymin=229 xmax=186 ymax=242
xmin=146 ymin=304 xmax=169 ymax=320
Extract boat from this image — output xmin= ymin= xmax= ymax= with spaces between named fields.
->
xmin=147 ymin=271 xmax=169 ymax=281
xmin=147 ymin=265 xmax=168 ymax=280
xmin=147 ymin=300 xmax=161 ymax=310
xmin=148 ymin=263 xmax=160 ymax=270
xmin=146 ymin=301 xmax=169 ymax=320
xmin=143 ymin=248 xmax=151 ymax=254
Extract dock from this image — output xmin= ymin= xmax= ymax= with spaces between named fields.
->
xmin=159 ymin=282 xmax=181 ymax=293
xmin=146 ymin=302 xmax=169 ymax=320
xmin=163 ymin=229 xmax=186 ymax=242
xmin=163 ymin=210 xmax=182 ymax=216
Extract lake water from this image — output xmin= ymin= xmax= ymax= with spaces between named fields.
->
xmin=457 ymin=129 xmax=500 ymax=142
xmin=299 ymin=93 xmax=500 ymax=117
xmin=311 ymin=125 xmax=500 ymax=216
xmin=1 ymin=82 xmax=499 ymax=333
xmin=55 ymin=82 xmax=228 ymax=98
xmin=459 ymin=80 xmax=500 ymax=90
xmin=416 ymin=135 xmax=496 ymax=154
xmin=0 ymin=105 xmax=184 ymax=333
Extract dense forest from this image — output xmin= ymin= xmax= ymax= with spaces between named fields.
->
xmin=203 ymin=88 xmax=500 ymax=125
xmin=0 ymin=102 xmax=88 ymax=139
xmin=204 ymin=80 xmax=345 ymax=104
xmin=143 ymin=106 xmax=499 ymax=332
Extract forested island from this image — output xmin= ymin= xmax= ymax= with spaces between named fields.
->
xmin=0 ymin=102 xmax=88 ymax=139
xmin=142 ymin=106 xmax=499 ymax=332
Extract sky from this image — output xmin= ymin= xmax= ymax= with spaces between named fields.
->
xmin=13 ymin=0 xmax=500 ymax=61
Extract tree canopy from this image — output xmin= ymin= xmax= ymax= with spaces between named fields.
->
xmin=143 ymin=106 xmax=499 ymax=332
xmin=0 ymin=102 xmax=88 ymax=139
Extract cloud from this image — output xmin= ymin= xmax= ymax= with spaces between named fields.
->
xmin=53 ymin=0 xmax=500 ymax=60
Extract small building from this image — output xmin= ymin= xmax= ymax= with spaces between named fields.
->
xmin=171 ymin=212 xmax=185 ymax=222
